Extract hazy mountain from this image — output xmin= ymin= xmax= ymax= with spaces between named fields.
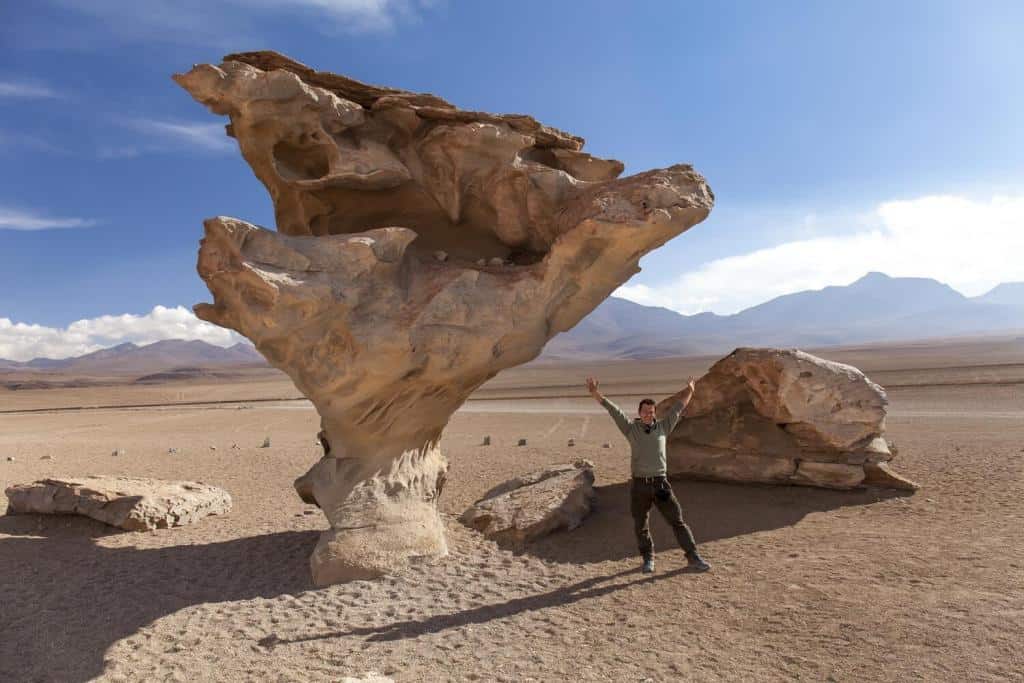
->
xmin=1 ymin=339 xmax=265 ymax=375
xmin=974 ymin=282 xmax=1024 ymax=307
xmin=541 ymin=273 xmax=1024 ymax=360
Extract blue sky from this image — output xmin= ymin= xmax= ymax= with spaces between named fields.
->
xmin=1 ymin=1 xmax=1023 ymax=359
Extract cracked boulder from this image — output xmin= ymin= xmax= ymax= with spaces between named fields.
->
xmin=5 ymin=476 xmax=232 ymax=530
xmin=460 ymin=461 xmax=596 ymax=548
xmin=657 ymin=348 xmax=918 ymax=490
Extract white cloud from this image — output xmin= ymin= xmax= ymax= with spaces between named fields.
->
xmin=121 ymin=119 xmax=234 ymax=153
xmin=0 ymin=81 xmax=60 ymax=99
xmin=47 ymin=0 xmax=428 ymax=44
xmin=0 ymin=207 xmax=96 ymax=231
xmin=615 ymin=194 xmax=1024 ymax=315
xmin=0 ymin=306 xmax=244 ymax=362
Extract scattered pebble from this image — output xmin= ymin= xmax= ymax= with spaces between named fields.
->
xmin=261 ymin=437 xmax=271 ymax=448
xmin=111 ymin=449 xmax=125 ymax=457
xmin=602 ymin=443 xmax=611 ymax=449
xmin=568 ymin=438 xmax=575 ymax=447
xmin=167 ymin=448 xmax=179 ymax=455
xmin=40 ymin=455 xmax=53 ymax=461
xmin=231 ymin=443 xmax=240 ymax=450
xmin=488 ymin=257 xmax=504 ymax=267
xmin=475 ymin=258 xmax=486 ymax=267
xmin=6 ymin=456 xmax=14 ymax=462
xmin=433 ymin=250 xmax=448 ymax=262
xmin=482 ymin=436 xmax=491 ymax=446
xmin=517 ymin=438 xmax=527 ymax=446
xmin=209 ymin=446 xmax=217 ymax=451
xmin=303 ymin=509 xmax=317 ymax=516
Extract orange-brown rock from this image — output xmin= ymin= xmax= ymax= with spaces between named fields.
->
xmin=174 ymin=51 xmax=713 ymax=584
xmin=657 ymin=348 xmax=918 ymax=490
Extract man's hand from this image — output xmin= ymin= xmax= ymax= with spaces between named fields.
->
xmin=672 ymin=376 xmax=697 ymax=407
xmin=585 ymin=376 xmax=603 ymax=402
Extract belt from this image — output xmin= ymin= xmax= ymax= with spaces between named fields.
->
xmin=633 ymin=475 xmax=667 ymax=484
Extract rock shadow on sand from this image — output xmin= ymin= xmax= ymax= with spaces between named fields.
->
xmin=520 ymin=478 xmax=911 ymax=564
xmin=0 ymin=515 xmax=316 ymax=683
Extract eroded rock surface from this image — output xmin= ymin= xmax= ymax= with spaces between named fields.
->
xmin=460 ymin=461 xmax=596 ymax=547
xmin=174 ymin=51 xmax=712 ymax=583
xmin=5 ymin=476 xmax=232 ymax=530
xmin=657 ymin=348 xmax=918 ymax=490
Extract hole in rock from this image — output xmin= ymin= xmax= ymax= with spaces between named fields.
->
xmin=307 ymin=182 xmax=550 ymax=266
xmin=273 ymin=140 xmax=330 ymax=181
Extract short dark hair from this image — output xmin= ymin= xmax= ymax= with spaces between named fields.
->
xmin=638 ymin=398 xmax=656 ymax=412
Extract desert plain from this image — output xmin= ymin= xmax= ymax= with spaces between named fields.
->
xmin=2 ymin=336 xmax=1023 ymax=682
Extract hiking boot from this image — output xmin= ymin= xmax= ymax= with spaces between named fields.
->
xmin=686 ymin=554 xmax=711 ymax=573
xmin=641 ymin=557 xmax=655 ymax=574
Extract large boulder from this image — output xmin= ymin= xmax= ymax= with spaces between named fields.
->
xmin=460 ymin=461 xmax=596 ymax=547
xmin=4 ymin=476 xmax=232 ymax=530
xmin=173 ymin=51 xmax=713 ymax=583
xmin=657 ymin=348 xmax=918 ymax=490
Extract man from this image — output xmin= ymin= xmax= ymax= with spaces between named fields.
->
xmin=586 ymin=375 xmax=710 ymax=574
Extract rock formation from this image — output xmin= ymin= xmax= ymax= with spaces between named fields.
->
xmin=657 ymin=348 xmax=918 ymax=490
xmin=5 ymin=476 xmax=232 ymax=530
xmin=460 ymin=461 xmax=596 ymax=548
xmin=173 ymin=51 xmax=713 ymax=584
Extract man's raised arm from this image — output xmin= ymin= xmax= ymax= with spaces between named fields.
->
xmin=587 ymin=376 xmax=632 ymax=435
xmin=664 ymin=377 xmax=696 ymax=433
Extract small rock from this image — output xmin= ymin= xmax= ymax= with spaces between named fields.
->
xmin=433 ymin=250 xmax=448 ymax=262
xmin=303 ymin=509 xmax=317 ymax=515
xmin=482 ymin=436 xmax=491 ymax=446
xmin=488 ymin=257 xmax=504 ymax=267
xmin=40 ymin=455 xmax=53 ymax=460
xmin=261 ymin=437 xmax=271 ymax=448
xmin=568 ymin=438 xmax=575 ymax=447
xmin=111 ymin=449 xmax=126 ymax=457
xmin=231 ymin=443 xmax=240 ymax=450
xmin=167 ymin=448 xmax=179 ymax=455
xmin=517 ymin=438 xmax=527 ymax=446
xmin=602 ymin=443 xmax=611 ymax=449
xmin=6 ymin=456 xmax=15 ymax=462
xmin=475 ymin=258 xmax=486 ymax=267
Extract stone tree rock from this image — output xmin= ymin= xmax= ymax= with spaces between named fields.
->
xmin=5 ymin=476 xmax=232 ymax=530
xmin=174 ymin=51 xmax=713 ymax=584
xmin=656 ymin=348 xmax=918 ymax=490
xmin=460 ymin=461 xmax=596 ymax=548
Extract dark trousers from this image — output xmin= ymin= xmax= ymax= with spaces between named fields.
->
xmin=630 ymin=477 xmax=698 ymax=559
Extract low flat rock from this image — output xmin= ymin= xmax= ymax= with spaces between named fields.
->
xmin=459 ymin=461 xmax=595 ymax=548
xmin=4 ymin=476 xmax=232 ymax=531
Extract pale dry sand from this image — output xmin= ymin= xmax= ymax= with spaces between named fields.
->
xmin=2 ymin=346 xmax=1024 ymax=681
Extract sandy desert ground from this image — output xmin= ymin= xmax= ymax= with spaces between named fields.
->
xmin=2 ymin=338 xmax=1024 ymax=682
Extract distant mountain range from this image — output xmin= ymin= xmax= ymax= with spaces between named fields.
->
xmin=2 ymin=273 xmax=1023 ymax=374
xmin=0 ymin=339 xmax=264 ymax=375
xmin=540 ymin=273 xmax=1024 ymax=360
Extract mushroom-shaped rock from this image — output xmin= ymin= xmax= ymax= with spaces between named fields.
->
xmin=656 ymin=348 xmax=918 ymax=490
xmin=174 ymin=51 xmax=713 ymax=584
xmin=4 ymin=476 xmax=232 ymax=530
xmin=460 ymin=461 xmax=596 ymax=548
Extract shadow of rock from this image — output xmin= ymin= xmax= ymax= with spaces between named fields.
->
xmin=260 ymin=566 xmax=689 ymax=648
xmin=0 ymin=515 xmax=316 ymax=683
xmin=523 ymin=478 xmax=910 ymax=564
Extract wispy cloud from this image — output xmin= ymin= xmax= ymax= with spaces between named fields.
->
xmin=615 ymin=194 xmax=1024 ymax=315
xmin=36 ymin=0 xmax=431 ymax=49
xmin=0 ymin=206 xmax=96 ymax=231
xmin=0 ymin=80 xmax=60 ymax=99
xmin=0 ymin=305 xmax=244 ymax=362
xmin=0 ymin=130 xmax=66 ymax=155
xmin=118 ymin=118 xmax=234 ymax=155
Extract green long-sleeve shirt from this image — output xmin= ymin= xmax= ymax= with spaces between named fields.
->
xmin=600 ymin=396 xmax=685 ymax=476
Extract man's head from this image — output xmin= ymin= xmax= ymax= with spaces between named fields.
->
xmin=638 ymin=398 xmax=656 ymax=425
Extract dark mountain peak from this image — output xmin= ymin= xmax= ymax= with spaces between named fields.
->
xmin=854 ymin=271 xmax=891 ymax=283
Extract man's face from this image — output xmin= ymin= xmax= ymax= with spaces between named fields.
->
xmin=639 ymin=403 xmax=656 ymax=425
